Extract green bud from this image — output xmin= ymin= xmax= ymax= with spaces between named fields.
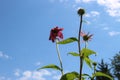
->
xmin=77 ymin=8 xmax=85 ymax=16
xmin=92 ymin=62 xmax=97 ymax=66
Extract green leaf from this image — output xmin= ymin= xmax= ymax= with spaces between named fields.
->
xmin=82 ymin=74 xmax=91 ymax=77
xmin=68 ymin=52 xmax=79 ymax=56
xmin=84 ymin=57 xmax=92 ymax=68
xmin=92 ymin=72 xmax=113 ymax=80
xmin=37 ymin=64 xmax=61 ymax=71
xmin=60 ymin=71 xmax=79 ymax=80
xmin=81 ymin=48 xmax=96 ymax=57
xmin=82 ymin=74 xmax=91 ymax=80
xmin=57 ymin=37 xmax=78 ymax=44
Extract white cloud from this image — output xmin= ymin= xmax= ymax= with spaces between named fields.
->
xmin=108 ymin=31 xmax=120 ymax=36
xmin=91 ymin=11 xmax=100 ymax=16
xmin=85 ymin=11 xmax=100 ymax=17
xmin=14 ymin=69 xmax=21 ymax=77
xmin=5 ymin=69 xmax=64 ymax=80
xmin=74 ymin=0 xmax=120 ymax=17
xmin=15 ymin=69 xmax=55 ymax=80
xmin=97 ymin=0 xmax=120 ymax=17
xmin=0 ymin=51 xmax=10 ymax=59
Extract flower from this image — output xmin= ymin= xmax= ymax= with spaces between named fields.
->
xmin=80 ymin=32 xmax=93 ymax=42
xmin=49 ymin=26 xmax=63 ymax=42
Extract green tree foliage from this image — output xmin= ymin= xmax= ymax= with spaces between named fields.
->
xmin=111 ymin=52 xmax=120 ymax=80
xmin=95 ymin=59 xmax=113 ymax=80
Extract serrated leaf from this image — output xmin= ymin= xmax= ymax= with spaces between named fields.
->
xmin=81 ymin=48 xmax=96 ymax=57
xmin=60 ymin=71 xmax=79 ymax=80
xmin=37 ymin=64 xmax=61 ymax=71
xmin=57 ymin=37 xmax=78 ymax=44
xmin=84 ymin=57 xmax=92 ymax=68
xmin=92 ymin=72 xmax=113 ymax=80
xmin=68 ymin=52 xmax=79 ymax=56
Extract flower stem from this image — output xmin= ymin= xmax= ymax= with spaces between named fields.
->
xmin=55 ymin=40 xmax=64 ymax=75
xmin=78 ymin=15 xmax=83 ymax=80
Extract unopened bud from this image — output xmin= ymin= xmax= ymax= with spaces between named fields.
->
xmin=77 ymin=8 xmax=85 ymax=16
xmin=92 ymin=62 xmax=97 ymax=66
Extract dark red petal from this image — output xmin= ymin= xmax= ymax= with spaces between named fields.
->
xmin=58 ymin=31 xmax=63 ymax=39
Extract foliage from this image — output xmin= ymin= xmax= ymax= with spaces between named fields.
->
xmin=95 ymin=59 xmax=113 ymax=80
xmin=111 ymin=52 xmax=120 ymax=79
xmin=38 ymin=8 xmax=113 ymax=80
xmin=60 ymin=72 xmax=79 ymax=80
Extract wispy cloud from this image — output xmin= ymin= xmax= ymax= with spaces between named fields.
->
xmin=49 ymin=0 xmax=120 ymax=17
xmin=14 ymin=69 xmax=52 ymax=80
xmin=74 ymin=0 xmax=120 ymax=17
xmin=108 ymin=31 xmax=120 ymax=36
xmin=97 ymin=0 xmax=120 ymax=17
xmin=14 ymin=69 xmax=61 ymax=80
xmin=0 ymin=51 xmax=10 ymax=59
xmin=85 ymin=11 xmax=100 ymax=17
xmin=14 ymin=69 xmax=21 ymax=77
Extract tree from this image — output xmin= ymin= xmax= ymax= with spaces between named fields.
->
xmin=111 ymin=52 xmax=120 ymax=80
xmin=95 ymin=59 xmax=113 ymax=80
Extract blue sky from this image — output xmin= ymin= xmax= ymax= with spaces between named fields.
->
xmin=0 ymin=0 xmax=120 ymax=80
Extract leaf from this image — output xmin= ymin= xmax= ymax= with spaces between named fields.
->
xmin=92 ymin=72 xmax=113 ymax=80
xmin=60 ymin=71 xmax=79 ymax=80
xmin=37 ymin=64 xmax=61 ymax=71
xmin=57 ymin=37 xmax=78 ymax=44
xmin=81 ymin=48 xmax=96 ymax=57
xmin=84 ymin=57 xmax=92 ymax=68
xmin=82 ymin=74 xmax=91 ymax=79
xmin=82 ymin=74 xmax=91 ymax=77
xmin=68 ymin=52 xmax=79 ymax=57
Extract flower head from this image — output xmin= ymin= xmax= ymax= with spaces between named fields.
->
xmin=49 ymin=26 xmax=63 ymax=42
xmin=80 ymin=32 xmax=93 ymax=42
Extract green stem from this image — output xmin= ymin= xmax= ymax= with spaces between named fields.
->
xmin=85 ymin=42 xmax=88 ymax=49
xmin=55 ymin=40 xmax=64 ymax=75
xmin=78 ymin=15 xmax=83 ymax=80
xmin=94 ymin=66 xmax=96 ymax=74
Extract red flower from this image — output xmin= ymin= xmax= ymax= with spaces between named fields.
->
xmin=49 ymin=26 xmax=64 ymax=42
xmin=80 ymin=32 xmax=93 ymax=42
